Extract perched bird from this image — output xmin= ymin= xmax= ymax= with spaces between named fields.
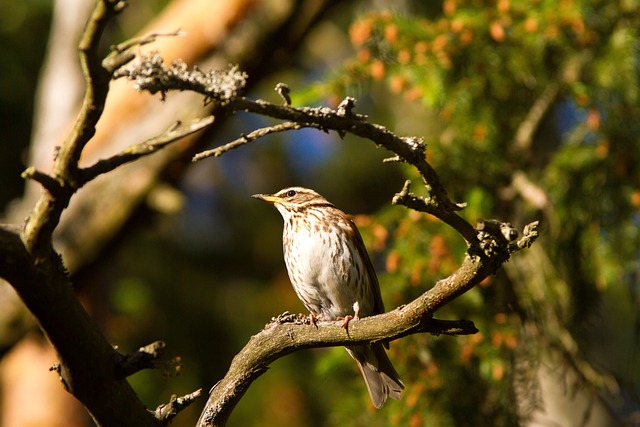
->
xmin=253 ymin=186 xmax=404 ymax=408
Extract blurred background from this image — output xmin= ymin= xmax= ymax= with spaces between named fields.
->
xmin=0 ymin=0 xmax=639 ymax=426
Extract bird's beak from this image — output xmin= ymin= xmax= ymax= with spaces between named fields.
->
xmin=252 ymin=193 xmax=280 ymax=203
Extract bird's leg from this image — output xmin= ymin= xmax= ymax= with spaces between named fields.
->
xmin=340 ymin=302 xmax=360 ymax=329
xmin=340 ymin=315 xmax=353 ymax=329
xmin=308 ymin=313 xmax=320 ymax=328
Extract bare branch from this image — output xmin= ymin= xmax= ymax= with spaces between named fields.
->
xmin=21 ymin=167 xmax=64 ymax=196
xmin=22 ymin=0 xmax=124 ymax=259
xmin=115 ymin=50 xmax=472 ymax=243
xmin=228 ymin=97 xmax=464 ymax=210
xmin=392 ymin=180 xmax=477 ymax=244
xmin=0 ymin=225 xmax=162 ymax=426
xmin=274 ymin=83 xmax=291 ymax=106
xmin=80 ymin=116 xmax=215 ymax=184
xmin=102 ymin=30 xmax=186 ymax=73
xmin=193 ymin=121 xmax=304 ymax=161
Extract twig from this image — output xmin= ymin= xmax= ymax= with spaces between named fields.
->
xmin=21 ymin=167 xmax=64 ymax=196
xmin=512 ymin=81 xmax=561 ymax=154
xmin=81 ymin=116 xmax=214 ymax=184
xmin=193 ymin=121 xmax=304 ymax=161
xmin=154 ymin=389 xmax=203 ymax=424
xmin=102 ymin=29 xmax=185 ymax=73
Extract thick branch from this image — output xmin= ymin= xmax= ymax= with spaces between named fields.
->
xmin=0 ymin=225 xmax=161 ymax=426
xmin=6 ymin=2 xmax=176 ymax=425
xmin=21 ymin=0 xmax=123 ymax=259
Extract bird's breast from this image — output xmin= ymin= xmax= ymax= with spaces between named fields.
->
xmin=282 ymin=213 xmax=363 ymax=319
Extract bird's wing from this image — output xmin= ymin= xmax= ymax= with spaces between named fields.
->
xmin=348 ymin=218 xmax=386 ymax=315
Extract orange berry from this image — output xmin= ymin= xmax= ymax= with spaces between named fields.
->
xmin=524 ymin=17 xmax=538 ymax=33
xmin=490 ymin=21 xmax=505 ymax=42
xmin=384 ymin=24 xmax=399 ymax=43
xmin=443 ymin=0 xmax=456 ymax=16
xmin=389 ymin=74 xmax=407 ymax=94
xmin=370 ymin=60 xmax=385 ymax=80
xmin=349 ymin=19 xmax=373 ymax=47
xmin=397 ymin=49 xmax=411 ymax=64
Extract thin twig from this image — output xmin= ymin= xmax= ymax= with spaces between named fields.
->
xmin=21 ymin=167 xmax=64 ymax=196
xmin=513 ymin=81 xmax=561 ymax=154
xmin=80 ymin=116 xmax=215 ymax=184
xmin=154 ymin=389 xmax=203 ymax=423
xmin=193 ymin=121 xmax=304 ymax=161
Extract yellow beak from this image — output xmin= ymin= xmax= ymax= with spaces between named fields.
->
xmin=251 ymin=193 xmax=281 ymax=203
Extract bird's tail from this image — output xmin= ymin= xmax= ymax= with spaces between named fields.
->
xmin=346 ymin=344 xmax=404 ymax=409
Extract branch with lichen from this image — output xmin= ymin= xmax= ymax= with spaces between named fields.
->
xmin=113 ymin=53 xmax=247 ymax=104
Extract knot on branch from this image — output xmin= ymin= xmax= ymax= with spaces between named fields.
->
xmin=274 ymin=83 xmax=291 ymax=106
xmin=336 ymin=96 xmax=357 ymax=117
xmin=475 ymin=219 xmax=516 ymax=258
xmin=473 ymin=220 xmax=540 ymax=268
xmin=114 ymin=53 xmax=247 ymax=104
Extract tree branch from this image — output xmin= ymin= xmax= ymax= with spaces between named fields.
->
xmin=192 ymin=121 xmax=305 ymax=161
xmin=0 ymin=224 xmax=162 ymax=426
xmin=154 ymin=389 xmax=203 ymax=423
xmin=115 ymin=340 xmax=167 ymax=379
xmin=21 ymin=0 xmax=124 ymax=260
xmin=3 ymin=2 xmax=196 ymax=425
xmin=79 ymin=116 xmax=215 ymax=184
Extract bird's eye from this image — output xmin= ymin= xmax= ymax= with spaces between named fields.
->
xmin=286 ymin=190 xmax=296 ymax=197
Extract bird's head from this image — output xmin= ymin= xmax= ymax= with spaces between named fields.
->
xmin=252 ymin=187 xmax=332 ymax=216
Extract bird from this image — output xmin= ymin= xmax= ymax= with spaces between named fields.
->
xmin=252 ymin=186 xmax=404 ymax=408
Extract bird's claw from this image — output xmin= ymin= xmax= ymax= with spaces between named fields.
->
xmin=340 ymin=315 xmax=354 ymax=329
xmin=309 ymin=313 xmax=319 ymax=328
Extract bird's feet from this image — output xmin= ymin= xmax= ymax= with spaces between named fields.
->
xmin=340 ymin=315 xmax=353 ymax=329
xmin=308 ymin=313 xmax=322 ymax=328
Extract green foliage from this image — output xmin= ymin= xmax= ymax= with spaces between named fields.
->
xmin=292 ymin=0 xmax=640 ymax=425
